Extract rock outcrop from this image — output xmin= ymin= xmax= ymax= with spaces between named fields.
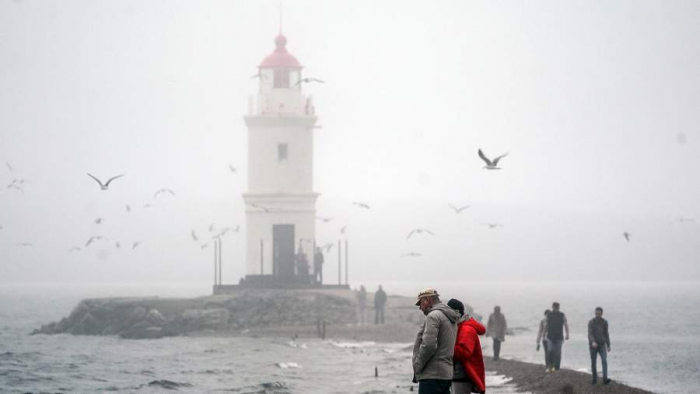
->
xmin=31 ymin=289 xmax=359 ymax=339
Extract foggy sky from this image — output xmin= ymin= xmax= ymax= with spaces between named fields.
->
xmin=1 ymin=0 xmax=699 ymax=284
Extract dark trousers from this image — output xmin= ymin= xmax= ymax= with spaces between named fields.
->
xmin=542 ymin=340 xmax=551 ymax=366
xmin=590 ymin=345 xmax=608 ymax=381
xmin=418 ymin=379 xmax=452 ymax=394
xmin=492 ymin=338 xmax=502 ymax=360
xmin=547 ymin=338 xmax=564 ymax=370
xmin=375 ymin=307 xmax=384 ymax=324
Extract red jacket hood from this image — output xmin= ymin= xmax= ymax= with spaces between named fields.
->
xmin=462 ymin=317 xmax=486 ymax=335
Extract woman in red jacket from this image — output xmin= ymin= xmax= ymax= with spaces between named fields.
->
xmin=447 ymin=299 xmax=486 ymax=394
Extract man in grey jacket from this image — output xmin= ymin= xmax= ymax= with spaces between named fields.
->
xmin=412 ymin=288 xmax=460 ymax=394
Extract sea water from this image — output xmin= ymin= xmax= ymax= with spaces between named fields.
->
xmin=2 ymin=281 xmax=697 ymax=393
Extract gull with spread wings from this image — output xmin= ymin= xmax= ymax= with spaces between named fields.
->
xmin=406 ymin=229 xmax=435 ymax=240
xmin=88 ymin=173 xmax=124 ymax=190
xmin=478 ymin=149 xmax=508 ymax=170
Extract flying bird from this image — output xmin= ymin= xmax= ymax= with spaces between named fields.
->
xmin=320 ymin=243 xmax=334 ymax=253
xmin=228 ymin=165 xmax=237 ymax=173
xmin=250 ymin=203 xmax=273 ymax=212
xmin=449 ymin=204 xmax=470 ymax=214
xmin=250 ymin=72 xmax=268 ymax=81
xmin=192 ymin=230 xmax=199 ymax=242
xmin=69 ymin=246 xmax=81 ymax=252
xmin=126 ymin=204 xmax=131 ymax=213
xmin=115 ymin=241 xmax=121 ymax=249
xmin=316 ymin=216 xmax=332 ymax=223
xmin=87 ymin=173 xmax=124 ymax=190
xmin=294 ymin=77 xmax=325 ymax=87
xmin=216 ymin=226 xmax=240 ymax=237
xmin=208 ymin=223 xmax=216 ymax=232
xmin=132 ymin=241 xmax=141 ymax=249
xmin=478 ymin=149 xmax=508 ymax=170
xmin=6 ymin=184 xmax=24 ymax=193
xmin=482 ymin=223 xmax=503 ymax=229
xmin=94 ymin=218 xmax=105 ymax=224
xmin=623 ymin=232 xmax=631 ymax=242
xmin=406 ymin=229 xmax=435 ymax=240
xmin=153 ymin=188 xmax=176 ymax=199
xmin=5 ymin=162 xmax=14 ymax=172
xmin=85 ymin=236 xmax=107 ymax=247
xmin=401 ymin=252 xmax=422 ymax=258
xmin=352 ymin=202 xmax=371 ymax=210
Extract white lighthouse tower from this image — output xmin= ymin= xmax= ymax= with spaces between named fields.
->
xmin=241 ymin=34 xmax=319 ymax=287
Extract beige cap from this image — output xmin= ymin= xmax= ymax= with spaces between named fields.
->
xmin=415 ymin=287 xmax=439 ymax=306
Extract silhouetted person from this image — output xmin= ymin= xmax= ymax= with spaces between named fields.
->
xmin=589 ymin=306 xmax=611 ymax=385
xmin=357 ymin=285 xmax=367 ymax=325
xmin=486 ymin=306 xmax=507 ymax=361
xmin=536 ymin=309 xmax=551 ymax=368
xmin=546 ymin=301 xmax=570 ymax=372
xmin=374 ymin=285 xmax=387 ymax=324
xmin=295 ymin=245 xmax=309 ymax=279
xmin=313 ymin=246 xmax=324 ymax=284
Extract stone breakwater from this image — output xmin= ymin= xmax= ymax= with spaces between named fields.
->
xmin=31 ymin=289 xmax=359 ymax=339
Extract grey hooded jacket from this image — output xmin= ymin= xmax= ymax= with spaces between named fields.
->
xmin=412 ymin=302 xmax=460 ymax=380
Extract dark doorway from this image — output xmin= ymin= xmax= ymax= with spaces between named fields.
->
xmin=273 ymin=224 xmax=295 ymax=280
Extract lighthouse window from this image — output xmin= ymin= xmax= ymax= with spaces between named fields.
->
xmin=273 ymin=69 xmax=290 ymax=88
xmin=277 ymin=143 xmax=288 ymax=162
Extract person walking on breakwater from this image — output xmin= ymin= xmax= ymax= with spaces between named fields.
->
xmin=313 ymin=246 xmax=324 ymax=284
xmin=486 ymin=305 xmax=507 ymax=361
xmin=374 ymin=285 xmax=387 ymax=324
xmin=412 ymin=288 xmax=459 ymax=394
xmin=357 ymin=285 xmax=367 ymax=325
xmin=448 ymin=298 xmax=486 ymax=394
xmin=589 ymin=306 xmax=611 ymax=385
xmin=536 ymin=309 xmax=551 ymax=369
xmin=546 ymin=301 xmax=570 ymax=372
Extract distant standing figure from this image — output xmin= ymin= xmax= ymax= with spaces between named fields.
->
xmin=374 ymin=285 xmax=387 ymax=324
xmin=313 ymin=246 xmax=324 ymax=284
xmin=546 ymin=302 xmax=570 ymax=372
xmin=357 ymin=285 xmax=367 ymax=325
xmin=486 ymin=306 xmax=507 ymax=361
xmin=588 ymin=306 xmax=611 ymax=385
xmin=448 ymin=299 xmax=486 ymax=394
xmin=536 ymin=309 xmax=551 ymax=368
xmin=295 ymin=245 xmax=309 ymax=278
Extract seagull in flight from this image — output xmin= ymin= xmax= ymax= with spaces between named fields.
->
xmin=250 ymin=203 xmax=273 ymax=212
xmin=294 ymin=77 xmax=325 ymax=87
xmin=126 ymin=205 xmax=131 ymax=213
xmin=250 ymin=72 xmax=268 ymax=81
xmin=132 ymin=241 xmax=141 ymax=249
xmin=115 ymin=241 xmax=121 ymax=249
xmin=623 ymin=232 xmax=631 ymax=242
xmin=192 ymin=230 xmax=199 ymax=242
xmin=6 ymin=184 xmax=24 ymax=193
xmin=87 ymin=173 xmax=124 ymax=190
xmin=85 ymin=236 xmax=107 ymax=247
xmin=352 ymin=202 xmax=371 ymax=210
xmin=5 ymin=162 xmax=14 ymax=172
xmin=449 ymin=204 xmax=470 ymax=214
xmin=228 ymin=165 xmax=237 ymax=173
xmin=482 ymin=223 xmax=503 ymax=229
xmin=216 ymin=225 xmax=240 ymax=237
xmin=94 ymin=218 xmax=105 ymax=224
xmin=69 ymin=246 xmax=81 ymax=252
xmin=320 ymin=243 xmax=334 ymax=253
xmin=406 ymin=229 xmax=435 ymax=240
xmin=401 ymin=252 xmax=422 ymax=258
xmin=316 ymin=216 xmax=332 ymax=223
xmin=154 ymin=188 xmax=176 ymax=199
xmin=208 ymin=223 xmax=216 ymax=232
xmin=478 ymin=149 xmax=508 ymax=170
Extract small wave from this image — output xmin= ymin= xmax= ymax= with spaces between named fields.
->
xmin=330 ymin=341 xmax=376 ymax=349
xmin=147 ymin=379 xmax=194 ymax=390
xmin=275 ymin=362 xmax=302 ymax=369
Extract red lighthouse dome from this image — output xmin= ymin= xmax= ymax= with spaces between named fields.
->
xmin=259 ymin=34 xmax=302 ymax=68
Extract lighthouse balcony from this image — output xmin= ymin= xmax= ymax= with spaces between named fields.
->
xmin=248 ymin=94 xmax=316 ymax=117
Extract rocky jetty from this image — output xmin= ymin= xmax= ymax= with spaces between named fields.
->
xmin=31 ymin=289 xmax=361 ymax=339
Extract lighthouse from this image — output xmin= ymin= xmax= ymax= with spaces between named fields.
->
xmin=240 ymin=34 xmax=320 ymax=288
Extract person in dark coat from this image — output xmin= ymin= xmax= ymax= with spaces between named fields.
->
xmin=486 ymin=306 xmax=507 ymax=361
xmin=448 ymin=299 xmax=486 ymax=394
xmin=588 ymin=306 xmax=611 ymax=385
xmin=546 ymin=301 xmax=570 ymax=372
xmin=357 ymin=285 xmax=367 ymax=325
xmin=313 ymin=246 xmax=324 ymax=284
xmin=374 ymin=285 xmax=387 ymax=324
xmin=536 ymin=309 xmax=551 ymax=368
